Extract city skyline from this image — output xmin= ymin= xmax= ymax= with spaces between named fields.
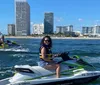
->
xmin=0 ymin=0 xmax=100 ymax=34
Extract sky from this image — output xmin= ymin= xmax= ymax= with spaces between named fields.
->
xmin=0 ymin=0 xmax=100 ymax=34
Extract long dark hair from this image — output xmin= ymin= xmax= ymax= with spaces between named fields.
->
xmin=40 ymin=36 xmax=52 ymax=48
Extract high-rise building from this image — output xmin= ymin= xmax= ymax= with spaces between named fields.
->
xmin=8 ymin=24 xmax=15 ymax=36
xmin=33 ymin=23 xmax=44 ymax=34
xmin=44 ymin=12 xmax=53 ymax=34
xmin=15 ymin=0 xmax=30 ymax=36
xmin=67 ymin=25 xmax=73 ymax=32
xmin=56 ymin=25 xmax=73 ymax=33
xmin=82 ymin=26 xmax=94 ymax=35
xmin=95 ymin=25 xmax=100 ymax=34
xmin=56 ymin=26 xmax=63 ymax=33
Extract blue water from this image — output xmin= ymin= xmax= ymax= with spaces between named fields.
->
xmin=0 ymin=38 xmax=100 ymax=85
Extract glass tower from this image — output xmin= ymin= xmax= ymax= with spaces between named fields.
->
xmin=44 ymin=12 xmax=53 ymax=34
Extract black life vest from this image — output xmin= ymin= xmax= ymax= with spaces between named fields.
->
xmin=39 ymin=44 xmax=52 ymax=60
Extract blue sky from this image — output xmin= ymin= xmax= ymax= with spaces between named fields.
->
xmin=0 ymin=0 xmax=100 ymax=34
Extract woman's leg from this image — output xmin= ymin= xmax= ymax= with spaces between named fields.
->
xmin=44 ymin=63 xmax=60 ymax=78
xmin=56 ymin=64 xmax=60 ymax=78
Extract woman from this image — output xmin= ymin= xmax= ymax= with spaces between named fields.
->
xmin=0 ymin=34 xmax=4 ymax=48
xmin=39 ymin=36 xmax=60 ymax=78
xmin=0 ymin=32 xmax=4 ymax=42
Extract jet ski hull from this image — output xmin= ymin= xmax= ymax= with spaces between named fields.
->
xmin=32 ymin=75 xmax=100 ymax=85
xmin=0 ymin=75 xmax=99 ymax=85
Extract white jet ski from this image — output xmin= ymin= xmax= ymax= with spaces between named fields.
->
xmin=0 ymin=52 xmax=100 ymax=85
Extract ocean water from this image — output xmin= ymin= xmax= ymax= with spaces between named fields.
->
xmin=0 ymin=38 xmax=100 ymax=85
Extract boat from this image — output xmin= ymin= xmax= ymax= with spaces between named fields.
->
xmin=0 ymin=52 xmax=100 ymax=85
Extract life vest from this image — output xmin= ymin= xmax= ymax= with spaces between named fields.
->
xmin=0 ymin=42 xmax=8 ymax=48
xmin=39 ymin=45 xmax=52 ymax=60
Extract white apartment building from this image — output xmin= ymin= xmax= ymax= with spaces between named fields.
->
xmin=94 ymin=25 xmax=100 ymax=35
xmin=82 ymin=25 xmax=100 ymax=36
xmin=33 ymin=23 xmax=44 ymax=34
xmin=82 ymin=27 xmax=94 ymax=35
xmin=56 ymin=25 xmax=73 ymax=33
xmin=8 ymin=24 xmax=15 ymax=36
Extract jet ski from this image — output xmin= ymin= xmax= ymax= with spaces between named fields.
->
xmin=0 ymin=40 xmax=20 ymax=49
xmin=0 ymin=52 xmax=100 ymax=85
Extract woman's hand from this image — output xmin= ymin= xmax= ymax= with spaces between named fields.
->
xmin=52 ymin=54 xmax=61 ymax=58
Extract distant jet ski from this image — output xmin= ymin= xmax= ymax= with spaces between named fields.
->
xmin=0 ymin=40 xmax=20 ymax=49
xmin=0 ymin=52 xmax=100 ymax=85
xmin=6 ymin=40 xmax=20 ymax=47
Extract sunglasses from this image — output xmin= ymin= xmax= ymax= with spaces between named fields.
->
xmin=44 ymin=40 xmax=50 ymax=42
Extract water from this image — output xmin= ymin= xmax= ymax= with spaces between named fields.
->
xmin=0 ymin=38 xmax=100 ymax=85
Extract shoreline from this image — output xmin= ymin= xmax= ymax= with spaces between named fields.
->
xmin=4 ymin=36 xmax=100 ymax=39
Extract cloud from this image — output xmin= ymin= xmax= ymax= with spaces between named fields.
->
xmin=55 ymin=17 xmax=63 ymax=22
xmin=78 ymin=18 xmax=83 ymax=22
xmin=30 ymin=22 xmax=33 ymax=25
xmin=94 ymin=20 xmax=100 ymax=25
xmin=95 ymin=20 xmax=100 ymax=22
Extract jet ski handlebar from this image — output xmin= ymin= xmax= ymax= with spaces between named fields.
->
xmin=56 ymin=52 xmax=80 ymax=64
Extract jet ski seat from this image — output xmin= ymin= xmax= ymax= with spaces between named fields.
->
xmin=14 ymin=65 xmax=55 ymax=76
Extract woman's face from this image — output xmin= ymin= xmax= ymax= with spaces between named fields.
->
xmin=44 ymin=37 xmax=50 ymax=45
